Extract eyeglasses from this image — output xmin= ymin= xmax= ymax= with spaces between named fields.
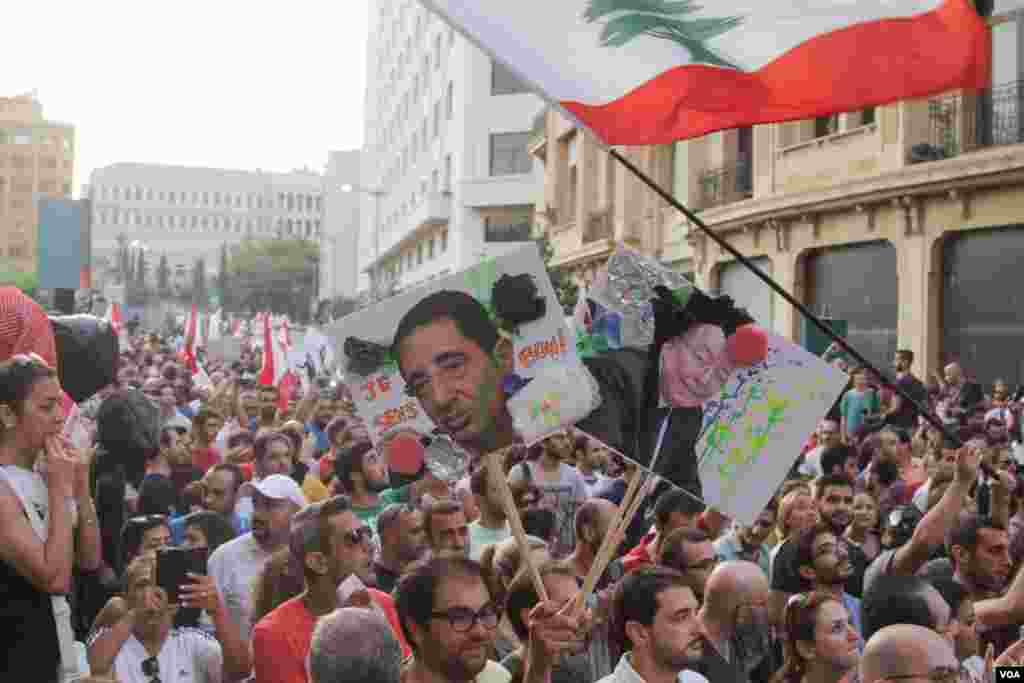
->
xmin=430 ymin=603 xmax=500 ymax=632
xmin=885 ymin=665 xmax=971 ymax=683
xmin=342 ymin=525 xmax=374 ymax=547
xmin=141 ymin=655 xmax=161 ymax=683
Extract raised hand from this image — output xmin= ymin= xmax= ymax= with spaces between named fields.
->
xmin=43 ymin=436 xmax=77 ymax=497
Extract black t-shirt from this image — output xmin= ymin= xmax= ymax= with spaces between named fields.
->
xmin=770 ymin=534 xmax=869 ymax=598
xmin=888 ymin=374 xmax=927 ymax=429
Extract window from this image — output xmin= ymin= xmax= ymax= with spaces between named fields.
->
xmin=417 ymin=243 xmax=423 ymax=265
xmin=489 ymin=132 xmax=532 ymax=176
xmin=428 ymin=238 xmax=435 ymax=259
xmin=491 ymin=59 xmax=529 ymax=95
xmin=861 ymin=107 xmax=877 ymax=126
xmin=441 ymin=229 xmax=448 ymax=252
xmin=446 ymin=82 xmax=454 ymax=120
xmin=484 ymin=209 xmax=533 ymax=242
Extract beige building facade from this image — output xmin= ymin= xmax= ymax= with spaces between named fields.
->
xmin=533 ymin=11 xmax=1024 ymax=389
xmin=0 ymin=93 xmax=75 ymax=277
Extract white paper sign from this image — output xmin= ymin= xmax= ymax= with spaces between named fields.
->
xmin=696 ymin=334 xmax=848 ymax=525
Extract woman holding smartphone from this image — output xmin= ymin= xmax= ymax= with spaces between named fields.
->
xmin=0 ymin=354 xmax=102 ymax=682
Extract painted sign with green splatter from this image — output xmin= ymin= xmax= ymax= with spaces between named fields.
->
xmin=696 ymin=334 xmax=847 ymax=525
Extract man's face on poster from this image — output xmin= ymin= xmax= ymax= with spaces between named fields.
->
xmin=398 ymin=317 xmax=509 ymax=453
xmin=659 ymin=323 xmax=733 ymax=408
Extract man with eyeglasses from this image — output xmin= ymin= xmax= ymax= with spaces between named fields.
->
xmin=861 ymin=624 xmax=968 ymax=683
xmin=251 ymin=495 xmax=410 ymax=683
xmin=395 ymin=556 xmax=577 ymax=683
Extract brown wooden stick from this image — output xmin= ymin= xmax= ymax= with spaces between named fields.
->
xmin=578 ymin=468 xmax=644 ymax=599
xmin=485 ymin=450 xmax=548 ymax=601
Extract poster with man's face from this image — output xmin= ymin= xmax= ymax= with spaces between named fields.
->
xmin=326 ymin=244 xmax=595 ymax=457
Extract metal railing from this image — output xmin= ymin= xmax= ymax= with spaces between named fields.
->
xmin=698 ymin=156 xmax=753 ymax=209
xmin=916 ymin=80 xmax=1024 ymax=162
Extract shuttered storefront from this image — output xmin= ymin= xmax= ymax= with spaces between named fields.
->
xmin=942 ymin=226 xmax=1024 ymax=389
xmin=805 ymin=241 xmax=898 ymax=371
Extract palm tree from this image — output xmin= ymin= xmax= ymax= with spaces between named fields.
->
xmin=583 ymin=0 xmax=742 ymax=69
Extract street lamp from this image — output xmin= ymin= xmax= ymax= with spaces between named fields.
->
xmin=340 ymin=183 xmax=386 ymax=300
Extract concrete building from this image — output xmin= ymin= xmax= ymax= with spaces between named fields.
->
xmin=359 ymin=0 xmax=544 ymax=297
xmin=0 ymin=93 xmax=75 ymax=278
xmin=534 ymin=5 xmax=1024 ymax=389
xmin=88 ymin=163 xmax=324 ymax=291
xmin=321 ymin=150 xmax=362 ymax=300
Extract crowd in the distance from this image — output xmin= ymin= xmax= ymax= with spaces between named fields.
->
xmin=4 ymin=322 xmax=1024 ymax=683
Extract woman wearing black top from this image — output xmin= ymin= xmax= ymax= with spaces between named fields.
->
xmin=0 ymin=355 xmax=102 ymax=682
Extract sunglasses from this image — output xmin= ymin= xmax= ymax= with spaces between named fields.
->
xmin=141 ymin=655 xmax=161 ymax=683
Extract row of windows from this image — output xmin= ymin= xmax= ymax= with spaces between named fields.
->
xmin=382 ymin=155 xmax=453 ymax=236
xmin=379 ymin=76 xmax=453 ymax=161
xmin=96 ymin=209 xmax=321 ymax=237
xmin=0 ymin=155 xmax=72 ymax=172
xmin=383 ymin=228 xmax=449 ymax=279
xmin=93 ymin=186 xmax=322 ymax=212
xmin=0 ymin=128 xmax=72 ymax=152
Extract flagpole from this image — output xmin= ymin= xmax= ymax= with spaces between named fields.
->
xmin=608 ymin=148 xmax=972 ymax=453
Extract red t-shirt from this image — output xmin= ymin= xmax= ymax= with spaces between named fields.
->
xmin=251 ymin=590 xmax=411 ymax=683
xmin=191 ymin=446 xmax=221 ymax=473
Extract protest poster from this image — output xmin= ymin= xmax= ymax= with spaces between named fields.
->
xmin=326 ymin=243 xmax=599 ymax=457
xmin=696 ymin=334 xmax=847 ymax=524
xmin=206 ymin=337 xmax=244 ymax=363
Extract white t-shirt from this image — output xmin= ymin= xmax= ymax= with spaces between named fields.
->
xmin=468 ymin=520 xmax=512 ymax=561
xmin=90 ymin=627 xmax=222 ymax=683
xmin=799 ymin=446 xmax=825 ymax=479
xmin=913 ymin=478 xmax=932 ymax=513
xmin=510 ymin=462 xmax=589 ymax=558
xmin=207 ymin=532 xmax=271 ymax=643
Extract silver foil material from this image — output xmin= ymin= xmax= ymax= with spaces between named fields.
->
xmin=422 ymin=435 xmax=469 ymax=482
xmin=588 ymin=244 xmax=694 ymax=349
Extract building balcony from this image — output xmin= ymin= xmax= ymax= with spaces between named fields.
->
xmin=366 ymin=192 xmax=451 ymax=273
xmin=913 ymin=80 xmax=1024 ymax=163
xmin=699 ymin=157 xmax=753 ymax=209
xmin=583 ymin=207 xmax=613 ymax=244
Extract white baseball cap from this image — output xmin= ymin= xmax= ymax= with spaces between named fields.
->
xmin=251 ymin=474 xmax=306 ymax=508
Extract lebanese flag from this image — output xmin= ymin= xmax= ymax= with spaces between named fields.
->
xmin=181 ymin=304 xmax=198 ymax=373
xmin=258 ymin=312 xmax=288 ymax=387
xmin=278 ymin=317 xmax=292 ymax=351
xmin=104 ymin=302 xmax=131 ymax=351
xmin=231 ymin=319 xmax=243 ymax=338
xmin=423 ymin=0 xmax=990 ymax=145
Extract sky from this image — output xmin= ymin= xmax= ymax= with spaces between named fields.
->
xmin=1 ymin=0 xmax=370 ymax=195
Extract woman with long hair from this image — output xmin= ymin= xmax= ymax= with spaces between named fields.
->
xmin=844 ymin=492 xmax=882 ymax=562
xmin=772 ymin=591 xmax=860 ymax=683
xmin=0 ymin=355 xmax=101 ymax=682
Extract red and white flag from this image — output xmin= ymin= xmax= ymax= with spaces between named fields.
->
xmin=258 ymin=311 xmax=288 ymax=387
xmin=231 ymin=319 xmax=243 ymax=338
xmin=278 ymin=317 xmax=292 ymax=351
xmin=421 ymin=0 xmax=990 ymax=145
xmin=181 ymin=304 xmax=198 ymax=373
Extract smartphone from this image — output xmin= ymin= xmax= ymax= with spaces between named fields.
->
xmin=156 ymin=546 xmax=208 ymax=604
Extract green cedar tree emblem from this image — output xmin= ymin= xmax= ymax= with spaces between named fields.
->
xmin=583 ymin=0 xmax=743 ymax=69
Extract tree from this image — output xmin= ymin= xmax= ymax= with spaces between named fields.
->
xmin=217 ymin=243 xmax=231 ymax=311
xmin=157 ymin=254 xmax=170 ymax=295
xmin=231 ymin=238 xmax=319 ymax=323
xmin=536 ymin=230 xmax=578 ymax=314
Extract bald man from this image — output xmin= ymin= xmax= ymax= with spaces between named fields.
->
xmin=695 ymin=561 xmax=777 ymax=683
xmin=860 ymin=624 xmax=961 ymax=683
xmin=308 ymin=608 xmax=403 ymax=683
xmin=937 ymin=363 xmax=984 ymax=420
xmin=568 ymin=498 xmax=623 ymax=588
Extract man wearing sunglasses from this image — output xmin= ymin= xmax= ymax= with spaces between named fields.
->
xmin=252 ymin=495 xmax=410 ymax=683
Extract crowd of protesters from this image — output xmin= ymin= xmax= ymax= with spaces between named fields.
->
xmin=4 ymin=311 xmax=1024 ymax=683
